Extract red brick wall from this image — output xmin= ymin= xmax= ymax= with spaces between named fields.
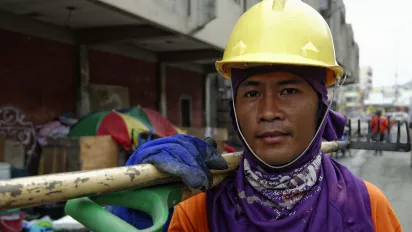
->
xmin=88 ymin=49 xmax=157 ymax=110
xmin=0 ymin=28 xmax=204 ymax=128
xmin=166 ymin=66 xmax=204 ymax=128
xmin=0 ymin=28 xmax=76 ymax=125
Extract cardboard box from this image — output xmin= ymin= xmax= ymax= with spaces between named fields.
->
xmin=38 ymin=135 xmax=119 ymax=174
xmin=38 ymin=146 xmax=68 ymax=175
xmin=0 ymin=137 xmax=26 ymax=168
xmin=79 ymin=135 xmax=119 ymax=171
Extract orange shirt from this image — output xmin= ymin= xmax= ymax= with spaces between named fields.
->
xmin=168 ymin=181 xmax=401 ymax=232
xmin=371 ymin=116 xmax=389 ymax=134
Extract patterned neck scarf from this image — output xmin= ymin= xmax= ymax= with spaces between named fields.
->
xmin=241 ymin=153 xmax=322 ymax=219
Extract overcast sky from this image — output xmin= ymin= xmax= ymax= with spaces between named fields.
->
xmin=344 ymin=0 xmax=412 ymax=88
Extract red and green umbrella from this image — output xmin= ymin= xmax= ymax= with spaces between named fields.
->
xmin=69 ymin=111 xmax=158 ymax=150
xmin=120 ymin=106 xmax=184 ymax=137
xmin=69 ymin=107 xmax=184 ymax=150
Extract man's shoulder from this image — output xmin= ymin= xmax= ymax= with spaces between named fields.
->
xmin=363 ymin=181 xmax=386 ymax=200
xmin=363 ymin=181 xmax=402 ymax=232
xmin=179 ymin=192 xmax=207 ymax=209
xmin=169 ymin=193 xmax=208 ymax=232
xmin=363 ymin=180 xmax=394 ymax=210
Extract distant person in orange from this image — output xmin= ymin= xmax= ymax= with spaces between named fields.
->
xmin=222 ymin=140 xmax=236 ymax=153
xmin=370 ymin=109 xmax=388 ymax=155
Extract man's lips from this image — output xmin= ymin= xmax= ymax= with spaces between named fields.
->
xmin=256 ymin=131 xmax=289 ymax=144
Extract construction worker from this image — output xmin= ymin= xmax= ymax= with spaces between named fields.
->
xmin=110 ymin=0 xmax=401 ymax=231
xmin=370 ymin=109 xmax=390 ymax=155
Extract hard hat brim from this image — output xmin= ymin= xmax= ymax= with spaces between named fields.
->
xmin=215 ymin=52 xmax=343 ymax=87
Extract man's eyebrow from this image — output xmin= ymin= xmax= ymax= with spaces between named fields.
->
xmin=275 ymin=77 xmax=305 ymax=86
xmin=239 ymin=80 xmax=262 ymax=87
xmin=239 ymin=77 xmax=305 ymax=87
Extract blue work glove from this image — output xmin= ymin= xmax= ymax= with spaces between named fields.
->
xmin=108 ymin=134 xmax=228 ymax=230
xmin=128 ymin=134 xmax=228 ymax=190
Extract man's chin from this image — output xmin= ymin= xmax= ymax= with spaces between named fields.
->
xmin=254 ymin=148 xmax=296 ymax=166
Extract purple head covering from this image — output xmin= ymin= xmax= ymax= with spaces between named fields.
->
xmin=206 ymin=66 xmax=374 ymax=231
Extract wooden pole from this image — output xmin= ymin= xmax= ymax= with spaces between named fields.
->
xmin=0 ymin=141 xmax=344 ymax=210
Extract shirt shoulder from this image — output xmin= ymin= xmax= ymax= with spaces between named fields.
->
xmin=168 ymin=193 xmax=209 ymax=232
xmin=364 ymin=180 xmax=402 ymax=232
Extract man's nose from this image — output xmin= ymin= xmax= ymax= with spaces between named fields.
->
xmin=257 ymin=95 xmax=285 ymax=122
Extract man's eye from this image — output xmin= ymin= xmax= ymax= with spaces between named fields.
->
xmin=244 ymin=91 xmax=261 ymax=98
xmin=280 ymin=88 xmax=297 ymax=96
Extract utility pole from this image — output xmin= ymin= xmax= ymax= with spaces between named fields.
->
xmin=394 ymin=67 xmax=399 ymax=105
xmin=393 ymin=28 xmax=400 ymax=105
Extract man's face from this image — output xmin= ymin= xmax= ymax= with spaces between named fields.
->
xmin=235 ymin=71 xmax=319 ymax=166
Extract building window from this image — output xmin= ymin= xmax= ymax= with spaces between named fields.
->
xmin=320 ymin=0 xmax=329 ymax=10
xmin=345 ymin=84 xmax=359 ymax=92
xmin=346 ymin=96 xmax=357 ymax=103
xmin=180 ymin=95 xmax=192 ymax=127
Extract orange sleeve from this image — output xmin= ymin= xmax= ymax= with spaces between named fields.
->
xmin=383 ymin=118 xmax=389 ymax=128
xmin=168 ymin=193 xmax=209 ymax=232
xmin=371 ymin=117 xmax=377 ymax=127
xmin=371 ymin=117 xmax=378 ymax=133
xmin=364 ymin=181 xmax=402 ymax=232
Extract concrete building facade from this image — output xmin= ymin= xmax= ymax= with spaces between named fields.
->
xmin=0 ymin=0 xmax=359 ymax=140
xmin=319 ymin=0 xmax=360 ymax=115
xmin=0 ymin=0 xmax=234 ymax=127
xmin=304 ymin=0 xmax=360 ymax=84
xmin=359 ymin=66 xmax=374 ymax=104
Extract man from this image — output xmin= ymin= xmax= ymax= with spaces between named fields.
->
xmin=370 ymin=109 xmax=389 ymax=155
xmin=111 ymin=0 xmax=401 ymax=231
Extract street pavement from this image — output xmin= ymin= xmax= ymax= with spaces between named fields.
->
xmin=335 ymin=125 xmax=412 ymax=231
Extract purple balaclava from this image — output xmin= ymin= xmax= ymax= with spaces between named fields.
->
xmin=206 ymin=66 xmax=375 ymax=231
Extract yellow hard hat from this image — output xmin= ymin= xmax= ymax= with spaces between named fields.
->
xmin=215 ymin=0 xmax=343 ymax=86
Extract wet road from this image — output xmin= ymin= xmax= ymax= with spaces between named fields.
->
xmin=336 ymin=126 xmax=412 ymax=231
